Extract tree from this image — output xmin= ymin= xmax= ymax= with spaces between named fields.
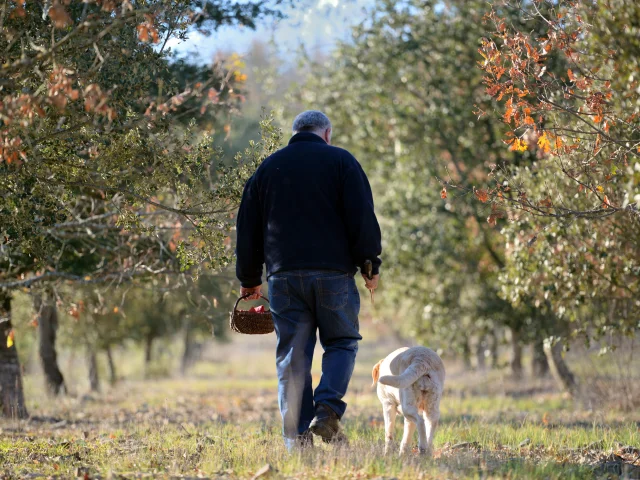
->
xmin=295 ymin=0 xmax=551 ymax=372
xmin=478 ymin=0 xmax=639 ymax=358
xmin=0 ymin=0 xmax=284 ymax=417
xmin=33 ymin=290 xmax=66 ymax=395
xmin=0 ymin=292 xmax=28 ymax=417
xmin=478 ymin=0 xmax=639 ymax=222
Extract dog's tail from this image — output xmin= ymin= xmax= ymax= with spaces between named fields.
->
xmin=378 ymin=363 xmax=428 ymax=389
xmin=371 ymin=359 xmax=383 ymax=387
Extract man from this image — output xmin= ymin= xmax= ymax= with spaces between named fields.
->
xmin=235 ymin=110 xmax=381 ymax=450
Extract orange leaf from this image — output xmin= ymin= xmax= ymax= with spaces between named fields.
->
xmin=10 ymin=5 xmax=26 ymax=17
xmin=440 ymin=186 xmax=447 ymax=199
xmin=567 ymin=69 xmax=575 ymax=81
xmin=49 ymin=4 xmax=72 ymax=28
xmin=475 ymin=189 xmax=489 ymax=203
xmin=554 ymin=136 xmax=563 ymax=150
xmin=503 ymin=107 xmax=514 ymax=123
xmin=539 ymin=197 xmax=553 ymax=208
xmin=136 ymin=24 xmax=149 ymax=42
xmin=542 ymin=412 xmax=550 ymax=425
xmin=537 ymin=133 xmax=551 ymax=154
xmin=509 ymin=138 xmax=528 ymax=152
xmin=207 ymin=88 xmax=219 ymax=102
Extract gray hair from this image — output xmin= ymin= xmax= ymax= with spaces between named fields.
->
xmin=292 ymin=110 xmax=332 ymax=134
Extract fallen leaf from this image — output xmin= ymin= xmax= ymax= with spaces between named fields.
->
xmin=251 ymin=464 xmax=274 ymax=480
xmin=519 ymin=438 xmax=531 ymax=447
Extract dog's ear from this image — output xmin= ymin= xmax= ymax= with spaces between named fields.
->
xmin=371 ymin=359 xmax=383 ymax=387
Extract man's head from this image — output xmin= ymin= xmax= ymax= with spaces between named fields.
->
xmin=292 ymin=110 xmax=332 ymax=144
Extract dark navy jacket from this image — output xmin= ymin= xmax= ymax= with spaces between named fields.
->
xmin=235 ymin=132 xmax=382 ymax=288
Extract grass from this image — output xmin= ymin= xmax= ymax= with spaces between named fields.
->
xmin=2 ymin=327 xmax=640 ymax=479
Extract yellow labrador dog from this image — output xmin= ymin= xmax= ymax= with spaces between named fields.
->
xmin=372 ymin=346 xmax=445 ymax=456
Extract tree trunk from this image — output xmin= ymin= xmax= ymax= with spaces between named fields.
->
xmin=532 ymin=340 xmax=549 ymax=378
xmin=181 ymin=320 xmax=193 ymax=375
xmin=0 ymin=293 xmax=28 ymax=418
xmin=87 ymin=349 xmax=100 ymax=392
xmin=144 ymin=333 xmax=154 ymax=378
xmin=33 ymin=292 xmax=66 ymax=395
xmin=144 ymin=334 xmax=153 ymax=365
xmin=475 ymin=335 xmax=487 ymax=370
xmin=461 ymin=337 xmax=472 ymax=370
xmin=510 ymin=327 xmax=523 ymax=376
xmin=105 ymin=346 xmax=117 ymax=385
xmin=489 ymin=330 xmax=499 ymax=369
xmin=543 ymin=337 xmax=577 ymax=396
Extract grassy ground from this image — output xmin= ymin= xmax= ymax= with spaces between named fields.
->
xmin=2 ymin=326 xmax=639 ymax=479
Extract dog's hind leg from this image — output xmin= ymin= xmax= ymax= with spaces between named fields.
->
xmin=399 ymin=389 xmax=427 ymax=455
xmin=382 ymin=402 xmax=397 ymax=454
xmin=422 ymin=401 xmax=440 ymax=456
xmin=398 ymin=415 xmax=416 ymax=455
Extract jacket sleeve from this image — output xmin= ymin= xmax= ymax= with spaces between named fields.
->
xmin=235 ymin=175 xmax=264 ymax=288
xmin=342 ymin=158 xmax=382 ymax=275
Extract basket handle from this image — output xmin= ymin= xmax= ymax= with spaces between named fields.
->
xmin=233 ymin=293 xmax=270 ymax=312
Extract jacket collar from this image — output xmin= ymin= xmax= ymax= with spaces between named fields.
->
xmin=288 ymin=131 xmax=327 ymax=145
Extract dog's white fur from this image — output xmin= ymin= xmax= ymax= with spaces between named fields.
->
xmin=372 ymin=346 xmax=445 ymax=456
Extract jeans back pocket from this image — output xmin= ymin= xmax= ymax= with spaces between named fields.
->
xmin=317 ymin=274 xmax=348 ymax=311
xmin=268 ymin=277 xmax=290 ymax=312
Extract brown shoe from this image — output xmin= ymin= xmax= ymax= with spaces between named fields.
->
xmin=309 ymin=404 xmax=348 ymax=444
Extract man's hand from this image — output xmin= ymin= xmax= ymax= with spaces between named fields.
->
xmin=361 ymin=273 xmax=379 ymax=291
xmin=240 ymin=285 xmax=262 ymax=301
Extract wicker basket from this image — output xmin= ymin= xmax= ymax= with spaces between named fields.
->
xmin=229 ymin=294 xmax=274 ymax=335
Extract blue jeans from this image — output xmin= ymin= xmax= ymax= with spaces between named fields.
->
xmin=268 ymin=270 xmax=361 ymax=446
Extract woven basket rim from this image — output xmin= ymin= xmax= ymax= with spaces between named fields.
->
xmin=230 ymin=294 xmax=274 ymax=334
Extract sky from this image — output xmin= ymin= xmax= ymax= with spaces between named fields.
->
xmin=168 ymin=0 xmax=374 ymax=64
